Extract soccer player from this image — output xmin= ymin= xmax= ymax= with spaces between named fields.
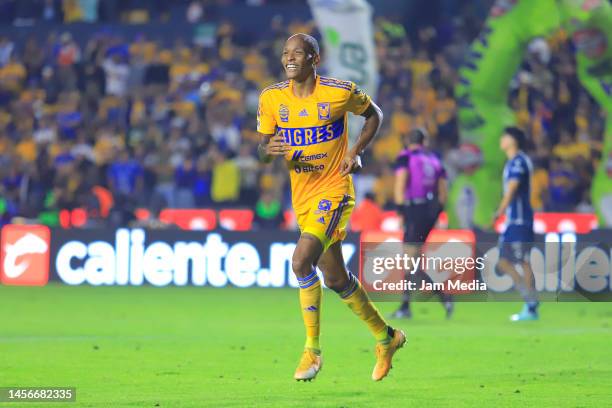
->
xmin=391 ymin=128 xmax=452 ymax=319
xmin=257 ymin=33 xmax=405 ymax=381
xmin=493 ymin=126 xmax=539 ymax=321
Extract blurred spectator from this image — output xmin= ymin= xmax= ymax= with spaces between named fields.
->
xmin=2 ymin=160 xmax=23 ymax=209
xmin=548 ymin=157 xmax=580 ymax=212
xmin=552 ymin=128 xmax=590 ymax=163
xmin=63 ymin=0 xmax=83 ymax=22
xmin=56 ymin=32 xmax=81 ymax=67
xmin=208 ymin=104 xmax=241 ymax=154
xmin=211 ymin=149 xmax=240 ymax=206
xmin=107 ymin=148 xmax=143 ymax=204
xmin=79 ymin=0 xmax=99 ymax=22
xmin=0 ymin=53 xmax=26 ymax=94
xmin=53 ymin=140 xmax=76 ymax=171
xmin=15 ymin=132 xmax=37 ymax=163
xmin=0 ymin=36 xmax=14 ymax=67
xmin=34 ymin=115 xmax=58 ymax=145
xmin=174 ymin=156 xmax=197 ymax=208
xmin=432 ymin=86 xmax=457 ymax=148
xmin=102 ymin=53 xmax=130 ymax=97
xmin=147 ymin=143 xmax=175 ymax=207
xmin=186 ymin=1 xmax=204 ymax=23
xmin=42 ymin=0 xmax=62 ymax=22
xmin=56 ymin=93 xmax=82 ymax=139
xmin=350 ymin=192 xmax=384 ymax=232
xmin=234 ymin=144 xmax=259 ymax=205
xmin=22 ymin=37 xmax=45 ymax=81
xmin=530 ymin=158 xmax=549 ymax=212
xmin=372 ymin=165 xmax=395 ymax=209
xmin=253 ymin=189 xmax=283 ymax=229
xmin=193 ymin=154 xmax=212 ymax=206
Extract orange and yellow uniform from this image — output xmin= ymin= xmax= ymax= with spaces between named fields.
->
xmin=257 ymin=75 xmax=371 ymax=250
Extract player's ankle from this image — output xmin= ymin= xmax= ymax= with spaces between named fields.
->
xmin=305 ymin=336 xmax=320 ymax=351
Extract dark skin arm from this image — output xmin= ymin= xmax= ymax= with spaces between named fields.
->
xmin=257 ymin=132 xmax=291 ymax=163
xmin=339 ymin=101 xmax=383 ymax=176
xmin=394 ymin=167 xmax=408 ymax=206
xmin=437 ymin=178 xmax=448 ymax=207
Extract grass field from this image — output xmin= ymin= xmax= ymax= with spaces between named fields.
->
xmin=1 ymin=284 xmax=611 ymax=407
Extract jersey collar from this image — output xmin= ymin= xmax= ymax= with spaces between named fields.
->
xmin=289 ymin=74 xmax=320 ymax=100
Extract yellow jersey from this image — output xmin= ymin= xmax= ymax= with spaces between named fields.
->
xmin=257 ymin=75 xmax=371 ymax=213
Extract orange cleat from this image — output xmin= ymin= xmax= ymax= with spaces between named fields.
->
xmin=372 ymin=329 xmax=406 ymax=381
xmin=294 ymin=348 xmax=322 ymax=381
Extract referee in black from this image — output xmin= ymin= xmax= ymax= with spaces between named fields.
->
xmin=391 ymin=128 xmax=453 ymax=319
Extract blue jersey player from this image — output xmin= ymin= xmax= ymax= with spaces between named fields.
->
xmin=493 ymin=127 xmax=539 ymax=321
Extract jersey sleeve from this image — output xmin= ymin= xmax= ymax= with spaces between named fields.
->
xmin=393 ymin=152 xmax=409 ymax=172
xmin=508 ymin=157 xmax=526 ymax=180
xmin=345 ymin=82 xmax=372 ymax=115
xmin=436 ymin=155 xmax=447 ymax=179
xmin=257 ymin=90 xmax=276 ymax=135
xmin=438 ymin=163 xmax=447 ymax=179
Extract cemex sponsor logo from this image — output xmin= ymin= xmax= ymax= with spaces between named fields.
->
xmin=295 ymin=164 xmax=325 ymax=174
xmin=54 ymin=229 xmax=356 ymax=288
xmin=291 ymin=150 xmax=328 ymax=162
xmin=1 ymin=225 xmax=50 ymax=286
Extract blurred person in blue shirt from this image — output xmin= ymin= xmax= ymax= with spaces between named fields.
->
xmin=548 ymin=156 xmax=580 ymax=212
xmin=174 ymin=155 xmax=197 ymax=208
xmin=107 ymin=147 xmax=143 ymax=203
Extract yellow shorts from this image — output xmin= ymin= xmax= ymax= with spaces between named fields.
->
xmin=296 ymin=194 xmax=355 ymax=252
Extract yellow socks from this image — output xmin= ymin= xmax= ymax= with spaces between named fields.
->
xmin=297 ymin=269 xmax=322 ymax=352
xmin=339 ymin=272 xmax=391 ymax=345
xmin=298 ymin=270 xmax=391 ymax=351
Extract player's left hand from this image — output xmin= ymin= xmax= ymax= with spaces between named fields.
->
xmin=339 ymin=153 xmax=362 ymax=176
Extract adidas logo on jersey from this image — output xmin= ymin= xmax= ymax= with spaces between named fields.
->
xmin=298 ymin=109 xmax=308 ymax=117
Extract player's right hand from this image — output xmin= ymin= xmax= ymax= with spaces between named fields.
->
xmin=488 ymin=210 xmax=502 ymax=231
xmin=265 ymin=134 xmax=292 ymax=156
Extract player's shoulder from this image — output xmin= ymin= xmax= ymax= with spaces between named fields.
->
xmin=396 ymin=148 xmax=410 ymax=160
xmin=318 ymin=76 xmax=354 ymax=93
xmin=260 ymin=80 xmax=290 ymax=97
xmin=519 ymin=151 xmax=532 ymax=163
xmin=429 ymin=150 xmax=444 ymax=165
xmin=513 ymin=152 xmax=531 ymax=167
xmin=509 ymin=153 xmax=523 ymax=164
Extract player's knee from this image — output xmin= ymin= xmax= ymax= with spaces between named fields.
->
xmin=323 ymin=274 xmax=349 ymax=293
xmin=291 ymin=256 xmax=312 ymax=278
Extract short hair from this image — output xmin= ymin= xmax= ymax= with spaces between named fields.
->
xmin=503 ymin=126 xmax=526 ymax=149
xmin=288 ymin=33 xmax=320 ymax=56
xmin=408 ymin=127 xmax=427 ymax=145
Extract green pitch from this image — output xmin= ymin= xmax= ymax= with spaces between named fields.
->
xmin=1 ymin=284 xmax=611 ymax=407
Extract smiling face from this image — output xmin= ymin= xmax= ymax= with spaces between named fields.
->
xmin=281 ymin=35 xmax=318 ymax=81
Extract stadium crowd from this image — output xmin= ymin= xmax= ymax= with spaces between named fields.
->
xmin=0 ymin=0 xmax=606 ymax=227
